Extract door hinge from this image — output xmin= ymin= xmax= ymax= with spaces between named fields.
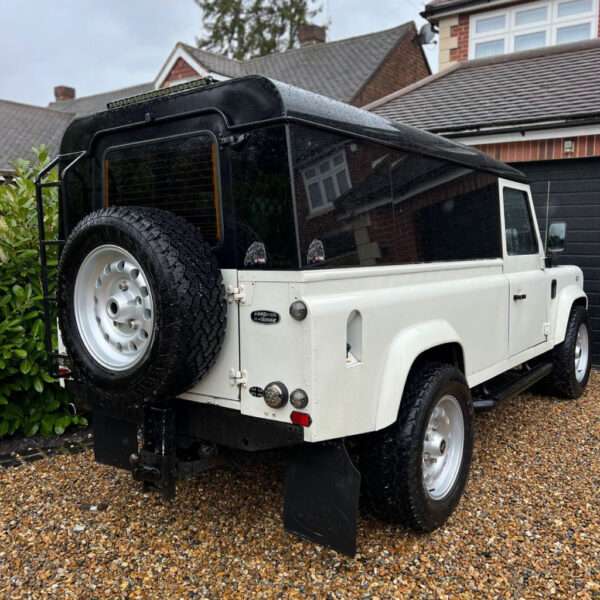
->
xmin=229 ymin=369 xmax=248 ymax=388
xmin=226 ymin=285 xmax=246 ymax=304
xmin=544 ymin=322 xmax=551 ymax=338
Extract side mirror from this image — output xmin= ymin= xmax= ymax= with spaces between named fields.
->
xmin=547 ymin=222 xmax=567 ymax=254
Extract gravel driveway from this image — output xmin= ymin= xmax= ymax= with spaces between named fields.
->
xmin=1 ymin=375 xmax=598 ymax=599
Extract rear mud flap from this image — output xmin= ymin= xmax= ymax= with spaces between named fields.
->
xmin=284 ymin=441 xmax=361 ymax=557
xmin=93 ymin=409 xmax=138 ymax=470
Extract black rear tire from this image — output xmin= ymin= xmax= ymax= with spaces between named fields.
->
xmin=545 ymin=305 xmax=591 ymax=399
xmin=359 ymin=362 xmax=474 ymax=532
xmin=58 ymin=207 xmax=227 ymax=406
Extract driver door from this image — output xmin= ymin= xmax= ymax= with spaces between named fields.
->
xmin=500 ymin=180 xmax=549 ymax=357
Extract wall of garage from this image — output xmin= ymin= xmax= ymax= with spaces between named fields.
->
xmin=519 ymin=158 xmax=600 ymax=366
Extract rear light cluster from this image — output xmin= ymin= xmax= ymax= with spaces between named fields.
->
xmin=263 ymin=382 xmax=311 ymax=427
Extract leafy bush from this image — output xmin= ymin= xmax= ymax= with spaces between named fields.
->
xmin=0 ymin=148 xmax=87 ymax=438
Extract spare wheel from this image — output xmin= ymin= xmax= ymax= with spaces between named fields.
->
xmin=57 ymin=206 xmax=227 ymax=405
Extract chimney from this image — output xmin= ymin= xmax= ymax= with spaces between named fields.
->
xmin=54 ymin=85 xmax=76 ymax=102
xmin=298 ymin=24 xmax=327 ymax=46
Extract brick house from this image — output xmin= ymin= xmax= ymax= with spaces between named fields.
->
xmin=0 ymin=22 xmax=429 ymax=177
xmin=48 ymin=23 xmax=430 ymax=117
xmin=367 ymin=0 xmax=600 ymax=363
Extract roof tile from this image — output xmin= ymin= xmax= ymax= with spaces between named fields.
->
xmin=370 ymin=40 xmax=600 ymax=134
xmin=0 ymin=101 xmax=74 ymax=174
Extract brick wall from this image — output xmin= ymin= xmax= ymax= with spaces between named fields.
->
xmin=353 ymin=31 xmax=431 ymax=107
xmin=475 ymin=135 xmax=600 ymax=162
xmin=162 ymin=58 xmax=200 ymax=87
xmin=449 ymin=14 xmax=470 ymax=63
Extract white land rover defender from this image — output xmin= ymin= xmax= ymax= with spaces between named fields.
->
xmin=36 ymin=76 xmax=591 ymax=556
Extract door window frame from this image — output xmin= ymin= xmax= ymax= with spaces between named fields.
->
xmin=498 ymin=178 xmax=545 ymax=267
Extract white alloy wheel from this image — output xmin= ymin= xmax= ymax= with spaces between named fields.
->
xmin=422 ymin=394 xmax=465 ymax=501
xmin=74 ymin=244 xmax=155 ymax=372
xmin=574 ymin=323 xmax=590 ymax=383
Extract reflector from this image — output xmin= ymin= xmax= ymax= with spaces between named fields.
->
xmin=291 ymin=411 xmax=312 ymax=428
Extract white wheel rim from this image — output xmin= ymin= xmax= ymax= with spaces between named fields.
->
xmin=574 ymin=323 xmax=589 ymax=383
xmin=422 ymin=394 xmax=465 ymax=501
xmin=74 ymin=244 xmax=155 ymax=372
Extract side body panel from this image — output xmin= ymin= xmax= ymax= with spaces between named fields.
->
xmin=178 ymin=260 xmax=585 ymax=443
xmin=237 ymin=261 xmax=509 ymax=441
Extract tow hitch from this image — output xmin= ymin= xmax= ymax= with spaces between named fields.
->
xmin=130 ymin=404 xmax=177 ymax=499
xmin=95 ymin=403 xmax=361 ymax=555
xmin=94 ymin=402 xmax=223 ymax=500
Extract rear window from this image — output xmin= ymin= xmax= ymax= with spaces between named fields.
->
xmin=103 ymin=133 xmax=222 ymax=245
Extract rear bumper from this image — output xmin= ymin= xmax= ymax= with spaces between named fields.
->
xmin=93 ymin=397 xmax=304 ymax=471
xmin=175 ymin=399 xmax=304 ymax=452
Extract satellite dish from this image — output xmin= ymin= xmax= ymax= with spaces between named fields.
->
xmin=418 ymin=23 xmax=437 ymax=45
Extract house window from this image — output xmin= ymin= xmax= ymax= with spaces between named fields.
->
xmin=470 ymin=0 xmax=598 ymax=59
xmin=302 ymin=150 xmax=351 ymax=213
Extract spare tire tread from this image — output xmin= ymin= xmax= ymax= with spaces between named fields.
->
xmin=58 ymin=206 xmax=227 ymax=406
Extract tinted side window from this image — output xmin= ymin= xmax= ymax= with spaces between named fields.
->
xmin=290 ymin=125 xmax=501 ymax=268
xmin=228 ymin=126 xmax=298 ymax=269
xmin=503 ymin=188 xmax=538 ymax=255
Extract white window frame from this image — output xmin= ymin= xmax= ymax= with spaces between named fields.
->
xmin=469 ymin=0 xmax=599 ymax=59
xmin=302 ymin=150 xmax=351 ymax=215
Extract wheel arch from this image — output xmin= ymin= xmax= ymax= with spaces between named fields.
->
xmin=554 ymin=285 xmax=587 ymax=345
xmin=374 ymin=320 xmax=465 ymax=431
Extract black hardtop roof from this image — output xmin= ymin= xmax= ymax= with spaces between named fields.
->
xmin=61 ymin=75 xmax=526 ymax=183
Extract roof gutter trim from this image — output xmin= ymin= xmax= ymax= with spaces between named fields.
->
xmin=430 ymin=112 xmax=600 ymax=137
xmin=422 ymin=0 xmax=516 ymax=20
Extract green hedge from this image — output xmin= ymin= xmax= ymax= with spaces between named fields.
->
xmin=0 ymin=148 xmax=87 ymax=438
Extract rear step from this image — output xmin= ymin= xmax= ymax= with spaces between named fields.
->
xmin=473 ymin=362 xmax=553 ymax=411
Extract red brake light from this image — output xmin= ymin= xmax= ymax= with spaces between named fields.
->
xmin=291 ymin=411 xmax=312 ymax=428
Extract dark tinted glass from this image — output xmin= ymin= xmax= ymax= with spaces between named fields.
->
xmin=290 ymin=125 xmax=501 ymax=268
xmin=104 ymin=134 xmax=221 ymax=244
xmin=503 ymin=188 xmax=538 ymax=255
xmin=228 ymin=126 xmax=298 ymax=269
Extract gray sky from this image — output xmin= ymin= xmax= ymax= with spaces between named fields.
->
xmin=0 ymin=0 xmax=435 ymax=108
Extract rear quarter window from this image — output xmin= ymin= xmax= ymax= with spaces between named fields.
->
xmin=289 ymin=125 xmax=502 ymax=268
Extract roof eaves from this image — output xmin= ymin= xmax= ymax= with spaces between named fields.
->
xmin=154 ymin=42 xmax=213 ymax=88
xmin=422 ymin=0 xmax=514 ymax=20
xmin=435 ymin=112 xmax=600 ymax=137
xmin=363 ymin=62 xmax=462 ymax=110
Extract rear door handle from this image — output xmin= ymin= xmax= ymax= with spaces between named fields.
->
xmin=513 ymin=293 xmax=527 ymax=301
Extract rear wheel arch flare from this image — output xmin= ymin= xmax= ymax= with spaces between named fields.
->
xmin=411 ymin=342 xmax=466 ymax=376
